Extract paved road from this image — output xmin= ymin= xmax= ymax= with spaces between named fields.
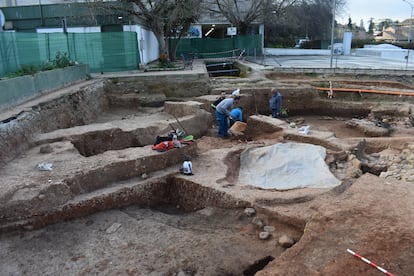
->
xmin=249 ymin=54 xmax=414 ymax=71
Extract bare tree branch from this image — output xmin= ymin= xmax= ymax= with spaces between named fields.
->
xmin=120 ymin=0 xmax=202 ymax=59
xmin=205 ymin=0 xmax=266 ymax=35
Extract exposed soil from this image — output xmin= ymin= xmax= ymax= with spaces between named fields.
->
xmin=1 ymin=205 xmax=289 ymax=276
xmin=1 ymin=64 xmax=414 ymax=276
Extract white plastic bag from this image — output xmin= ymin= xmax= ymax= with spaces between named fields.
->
xmin=37 ymin=163 xmax=53 ymax=171
xmin=298 ymin=125 xmax=310 ymax=135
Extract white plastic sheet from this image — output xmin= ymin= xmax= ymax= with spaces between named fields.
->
xmin=239 ymin=143 xmax=341 ymax=190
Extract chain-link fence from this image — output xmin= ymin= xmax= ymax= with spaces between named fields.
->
xmin=171 ymin=34 xmax=262 ymax=60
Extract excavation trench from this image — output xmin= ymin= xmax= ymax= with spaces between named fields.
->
xmin=2 ymin=72 xmax=414 ymax=275
xmin=2 ymin=170 xmax=305 ymax=275
xmin=71 ymin=128 xmax=145 ymax=157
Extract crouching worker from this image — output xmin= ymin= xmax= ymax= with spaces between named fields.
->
xmin=179 ymin=157 xmax=193 ymax=175
xmin=230 ymin=107 xmax=243 ymax=126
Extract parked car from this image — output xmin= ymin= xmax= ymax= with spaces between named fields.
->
xmin=294 ymin=38 xmax=310 ymax=48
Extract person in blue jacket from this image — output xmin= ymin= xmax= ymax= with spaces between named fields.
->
xmin=229 ymin=107 xmax=243 ymax=126
xmin=269 ymin=88 xmax=282 ymax=118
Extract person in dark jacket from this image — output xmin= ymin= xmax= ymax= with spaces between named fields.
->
xmin=210 ymin=92 xmax=226 ymax=110
xmin=269 ymin=88 xmax=282 ymax=118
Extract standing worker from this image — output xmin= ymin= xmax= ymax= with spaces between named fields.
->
xmin=216 ymin=92 xmax=241 ymax=138
xmin=269 ymin=88 xmax=282 ymax=118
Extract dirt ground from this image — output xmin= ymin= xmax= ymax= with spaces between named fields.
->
xmin=1 ymin=205 xmax=288 ymax=275
xmin=1 ymin=64 xmax=414 ymax=276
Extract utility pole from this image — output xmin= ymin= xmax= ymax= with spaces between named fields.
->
xmin=330 ymin=0 xmax=336 ymax=69
xmin=403 ymin=0 xmax=413 ymax=43
xmin=39 ymin=0 xmax=43 ymax=26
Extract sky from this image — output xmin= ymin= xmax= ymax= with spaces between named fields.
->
xmin=340 ymin=0 xmax=412 ymax=26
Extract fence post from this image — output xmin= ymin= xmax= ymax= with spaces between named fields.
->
xmin=254 ymin=48 xmax=256 ymax=63
xmin=262 ymin=49 xmax=266 ymax=65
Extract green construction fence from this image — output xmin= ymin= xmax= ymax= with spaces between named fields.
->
xmin=0 ymin=32 xmax=262 ymax=78
xmin=0 ymin=31 xmax=140 ymax=77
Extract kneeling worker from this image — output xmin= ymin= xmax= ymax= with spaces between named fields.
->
xmin=230 ymin=107 xmax=243 ymax=126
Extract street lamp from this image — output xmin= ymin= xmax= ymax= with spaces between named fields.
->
xmin=403 ymin=0 xmax=413 ymax=43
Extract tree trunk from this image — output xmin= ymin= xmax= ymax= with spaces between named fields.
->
xmin=154 ymin=32 xmax=167 ymax=58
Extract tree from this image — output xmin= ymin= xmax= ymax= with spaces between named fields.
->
xmin=263 ymin=0 xmax=347 ymax=47
xmin=206 ymin=0 xmax=267 ymax=35
xmin=359 ymin=19 xmax=365 ymax=32
xmin=123 ymin=0 xmax=203 ymax=60
xmin=377 ymin=19 xmax=397 ymax=32
xmin=347 ymin=17 xmax=352 ymax=31
xmin=368 ymin=17 xmax=374 ymax=34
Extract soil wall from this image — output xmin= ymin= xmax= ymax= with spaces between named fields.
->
xmin=0 ymin=81 xmax=107 ymax=166
xmin=103 ymin=72 xmax=210 ymax=99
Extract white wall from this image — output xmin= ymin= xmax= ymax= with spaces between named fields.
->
xmin=264 ymin=48 xmax=331 ymax=56
xmin=123 ymin=24 xmax=159 ymax=65
xmin=37 ymin=27 xmax=101 ymax=33
xmin=343 ymin=32 xmax=352 ymax=56
xmin=0 ymin=0 xmax=97 ymax=7
xmin=355 ymin=48 xmax=414 ymax=62
xmin=35 ymin=24 xmax=159 ymax=66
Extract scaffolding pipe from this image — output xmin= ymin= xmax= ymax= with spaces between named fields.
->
xmin=316 ymin=87 xmax=414 ymax=96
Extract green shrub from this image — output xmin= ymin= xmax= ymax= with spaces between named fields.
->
xmin=318 ymin=82 xmax=330 ymax=88
xmin=6 ymin=64 xmax=38 ymax=78
xmin=281 ymin=107 xmax=289 ymax=117
xmin=53 ymin=52 xmax=72 ymax=68
xmin=5 ymin=51 xmax=74 ymax=79
xmin=40 ymin=61 xmax=55 ymax=71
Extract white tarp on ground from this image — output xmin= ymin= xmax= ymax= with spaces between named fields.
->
xmin=238 ymin=143 xmax=341 ymax=190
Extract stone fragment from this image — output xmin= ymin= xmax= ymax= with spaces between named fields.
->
xmin=106 ymin=223 xmax=122 ymax=234
xmin=39 ymin=145 xmax=53 ymax=154
xmin=244 ymin=207 xmax=256 ymax=216
xmin=379 ymin=172 xmax=389 ymax=178
xmin=263 ymin=226 xmax=275 ymax=232
xmin=196 ymin=207 xmax=214 ymax=216
xmin=259 ymin=231 xmax=271 ymax=240
xmin=351 ymin=158 xmax=361 ymax=169
xmin=252 ymin=217 xmax=264 ymax=228
xmin=278 ymin=235 xmax=295 ymax=248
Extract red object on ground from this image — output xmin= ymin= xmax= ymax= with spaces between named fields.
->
xmin=152 ymin=141 xmax=174 ymax=152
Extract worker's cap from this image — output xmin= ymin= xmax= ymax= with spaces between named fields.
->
xmin=232 ymin=88 xmax=241 ymax=96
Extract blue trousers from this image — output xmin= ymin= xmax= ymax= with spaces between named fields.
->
xmin=272 ymin=109 xmax=280 ymax=118
xmin=216 ymin=110 xmax=229 ymax=137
